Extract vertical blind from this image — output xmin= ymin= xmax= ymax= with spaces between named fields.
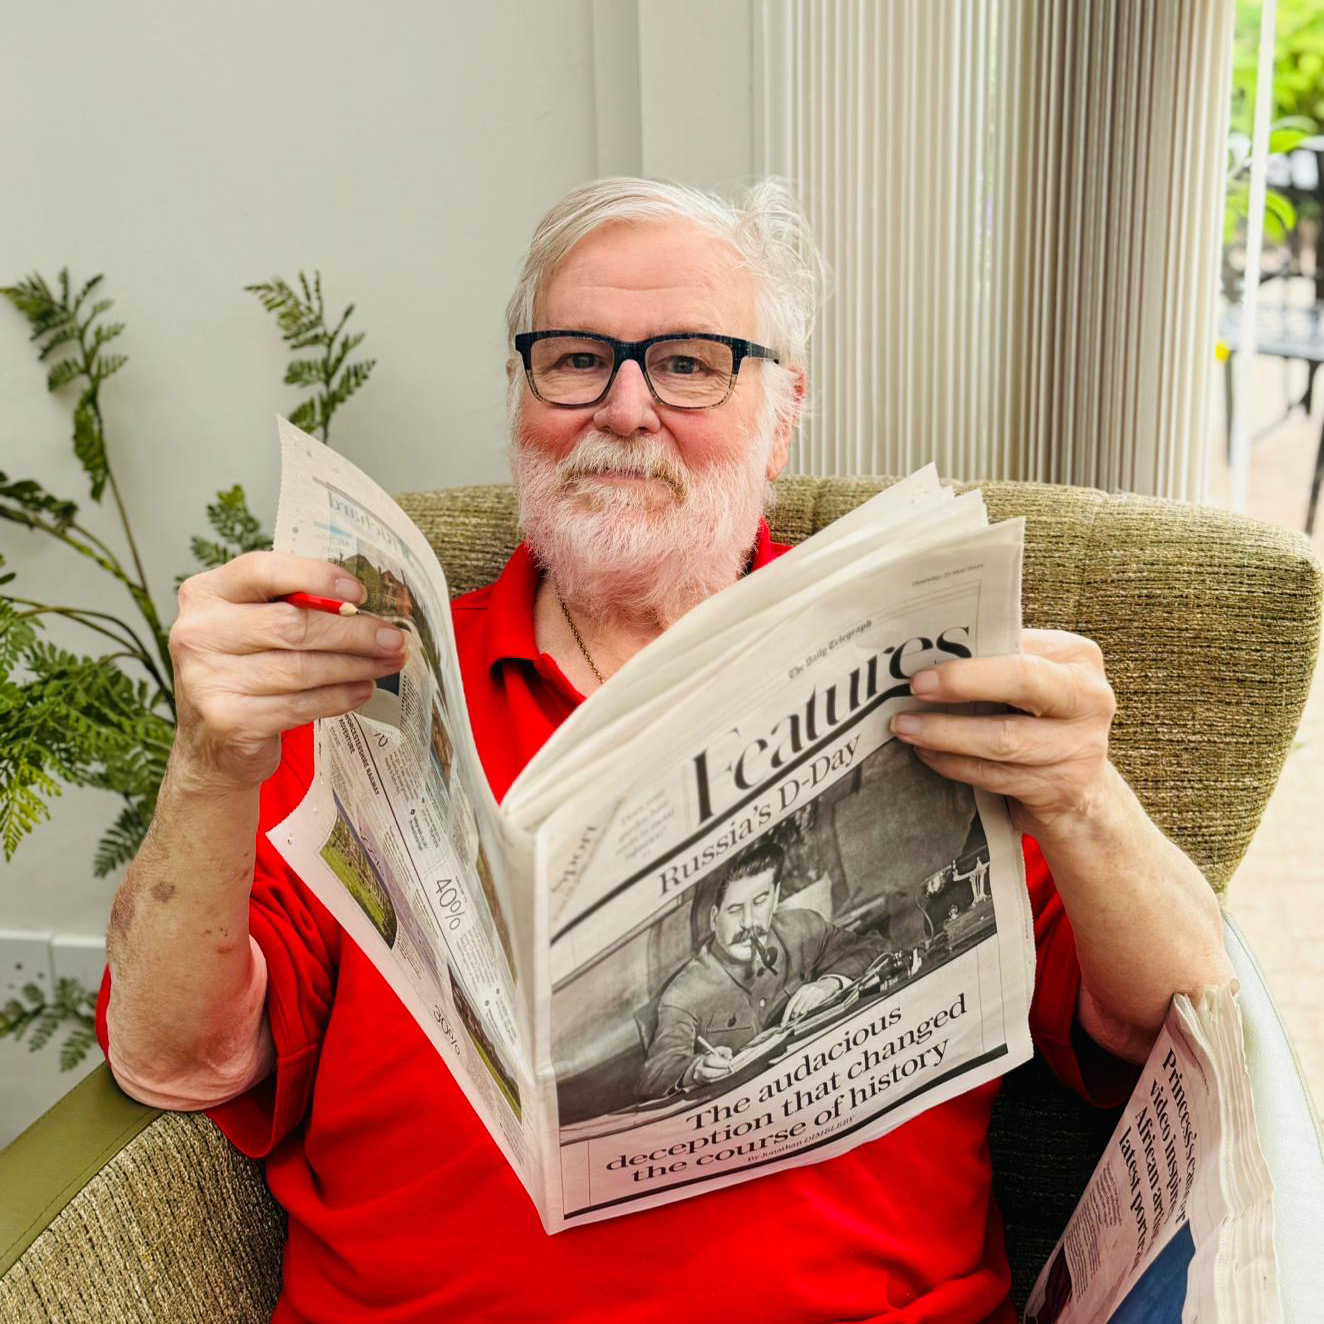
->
xmin=755 ymin=0 xmax=1235 ymax=499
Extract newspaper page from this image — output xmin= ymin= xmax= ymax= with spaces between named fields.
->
xmin=528 ymin=518 xmax=1037 ymax=1228
xmin=1023 ymin=984 xmax=1281 ymax=1324
xmin=262 ymin=418 xmax=1039 ymax=1232
xmin=263 ymin=419 xmax=540 ymax=1197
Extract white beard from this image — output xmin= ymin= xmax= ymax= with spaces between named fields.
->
xmin=509 ymin=406 xmax=778 ymax=625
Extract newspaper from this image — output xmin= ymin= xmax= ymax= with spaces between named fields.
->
xmin=264 ymin=416 xmax=1038 ymax=1231
xmin=1023 ymin=983 xmax=1281 ymax=1324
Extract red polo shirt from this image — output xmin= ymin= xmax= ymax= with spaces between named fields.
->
xmin=98 ymin=523 xmax=1130 ymax=1324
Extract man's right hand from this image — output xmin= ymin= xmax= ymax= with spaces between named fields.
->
xmin=169 ymin=551 xmax=408 ymax=792
xmin=692 ymin=1045 xmax=735 ymax=1083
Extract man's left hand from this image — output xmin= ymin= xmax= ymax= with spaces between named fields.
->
xmin=889 ymin=629 xmax=1117 ymax=840
xmin=782 ymin=976 xmax=844 ymax=1024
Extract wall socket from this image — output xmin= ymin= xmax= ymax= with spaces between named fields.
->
xmin=0 ymin=929 xmax=55 ymax=1003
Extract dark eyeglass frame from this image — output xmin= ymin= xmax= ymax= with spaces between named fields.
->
xmin=513 ymin=329 xmax=780 ymax=409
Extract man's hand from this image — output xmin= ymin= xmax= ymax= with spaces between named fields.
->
xmin=888 ymin=629 xmax=1115 ymax=840
xmin=170 ymin=552 xmax=408 ymax=792
xmin=693 ymin=1045 xmax=735 ymax=1083
xmin=890 ymin=626 xmax=1232 ymax=1062
xmin=782 ymin=975 xmax=844 ymax=1024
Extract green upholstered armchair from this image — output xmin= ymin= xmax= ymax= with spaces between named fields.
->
xmin=3 ymin=478 xmax=1322 ymax=1322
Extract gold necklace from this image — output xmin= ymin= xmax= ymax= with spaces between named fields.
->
xmin=556 ymin=588 xmax=606 ymax=686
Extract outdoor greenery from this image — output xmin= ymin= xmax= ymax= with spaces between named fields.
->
xmin=1232 ymin=0 xmax=1324 ymax=132
xmin=0 ymin=268 xmax=374 ymax=1066
xmin=1226 ymin=0 xmax=1324 ymax=246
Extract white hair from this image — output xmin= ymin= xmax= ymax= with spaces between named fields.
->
xmin=504 ymin=176 xmax=824 ymax=439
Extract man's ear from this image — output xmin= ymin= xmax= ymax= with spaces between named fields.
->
xmin=506 ymin=357 xmax=518 ymax=382
xmin=766 ymin=366 xmax=807 ymax=481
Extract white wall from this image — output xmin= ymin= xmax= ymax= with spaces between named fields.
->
xmin=0 ymin=0 xmax=757 ymax=1135
xmin=2 ymin=0 xmax=600 ymax=933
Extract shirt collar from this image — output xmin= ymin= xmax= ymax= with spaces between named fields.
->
xmin=482 ymin=518 xmax=782 ymax=679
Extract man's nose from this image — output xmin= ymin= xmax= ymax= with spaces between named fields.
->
xmin=592 ymin=359 xmax=661 ymax=437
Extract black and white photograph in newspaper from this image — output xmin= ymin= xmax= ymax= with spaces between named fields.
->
xmin=551 ymin=736 xmax=996 ymax=1133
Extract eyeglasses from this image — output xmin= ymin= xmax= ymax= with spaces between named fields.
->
xmin=513 ymin=330 xmax=779 ymax=409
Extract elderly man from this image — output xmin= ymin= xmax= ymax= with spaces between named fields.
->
xmin=100 ymin=177 xmax=1231 ymax=1324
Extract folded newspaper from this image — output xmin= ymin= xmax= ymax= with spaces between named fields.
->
xmin=1024 ymin=983 xmax=1280 ymax=1324
xmin=265 ymin=418 xmax=1279 ymax=1316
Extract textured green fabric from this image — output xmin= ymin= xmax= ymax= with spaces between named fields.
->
xmin=4 ymin=477 xmax=1319 ymax=1319
xmin=0 ymin=1066 xmax=159 ymax=1278
xmin=0 ymin=1079 xmax=284 ymax=1324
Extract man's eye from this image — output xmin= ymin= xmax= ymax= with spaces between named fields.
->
xmin=556 ymin=353 xmax=606 ymax=371
xmin=658 ymin=355 xmax=707 ymax=376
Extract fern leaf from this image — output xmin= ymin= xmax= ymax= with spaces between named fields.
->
xmin=28 ymin=1005 xmax=62 ymax=1053
xmin=46 ymin=359 xmax=82 ymax=392
xmin=0 ymin=472 xmax=79 ymax=528
xmin=74 ymin=274 xmax=105 ymax=309
xmin=283 ymin=358 xmax=326 ymax=388
xmin=288 ymin=399 xmax=319 ymax=431
xmin=331 ymin=359 xmax=376 ymax=407
xmin=60 ymin=1025 xmax=98 ymax=1071
xmin=72 ymin=398 xmax=109 ymax=500
xmin=0 ymin=273 xmax=64 ymax=332
xmin=188 ymin=536 xmax=232 ymax=570
xmin=97 ymin=354 xmax=128 ymax=381
xmin=207 ymin=485 xmax=266 ymax=546
xmin=36 ymin=325 xmax=80 ymax=361
xmin=94 ymin=802 xmax=149 ymax=877
xmin=91 ymin=322 xmax=124 ymax=349
xmin=0 ymin=753 xmax=60 ymax=859
xmin=0 ymin=599 xmax=39 ymax=675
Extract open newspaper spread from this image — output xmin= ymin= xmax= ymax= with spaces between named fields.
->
xmin=263 ymin=416 xmax=1039 ymax=1231
xmin=1023 ymin=983 xmax=1281 ymax=1324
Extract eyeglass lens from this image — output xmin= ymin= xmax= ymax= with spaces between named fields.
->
xmin=528 ymin=336 xmax=735 ymax=406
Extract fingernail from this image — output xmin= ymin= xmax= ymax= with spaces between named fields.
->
xmin=892 ymin=714 xmax=920 ymax=737
xmin=911 ymin=669 xmax=940 ymax=695
xmin=336 ymin=577 xmax=366 ymax=603
xmin=377 ymin=627 xmax=405 ymax=651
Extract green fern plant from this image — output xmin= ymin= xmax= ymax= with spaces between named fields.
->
xmin=245 ymin=271 xmax=376 ymax=443
xmin=0 ymin=978 xmax=98 ymax=1071
xmin=2 ymin=266 xmax=374 ymax=1066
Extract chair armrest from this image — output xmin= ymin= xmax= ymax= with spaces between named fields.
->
xmin=1224 ymin=914 xmax=1324 ymax=1324
xmin=0 ymin=1064 xmax=159 ymax=1276
xmin=1 ymin=1064 xmax=284 ymax=1322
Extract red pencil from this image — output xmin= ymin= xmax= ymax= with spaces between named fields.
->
xmin=281 ymin=591 xmax=359 ymax=617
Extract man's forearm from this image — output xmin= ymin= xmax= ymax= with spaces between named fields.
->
xmin=106 ymin=756 xmax=271 ymax=1087
xmin=1033 ymin=762 xmax=1233 ymax=1061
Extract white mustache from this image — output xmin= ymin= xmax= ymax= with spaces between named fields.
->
xmin=558 ymin=435 xmax=689 ymax=501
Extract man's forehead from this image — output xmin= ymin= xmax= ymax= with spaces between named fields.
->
xmin=536 ymin=219 xmax=759 ymax=338
xmin=722 ymin=867 xmax=778 ymax=901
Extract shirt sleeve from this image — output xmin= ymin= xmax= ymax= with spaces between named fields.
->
xmin=637 ymin=1000 xmax=703 ymax=1098
xmin=1024 ymin=834 xmax=1139 ymax=1108
xmin=95 ymin=724 xmax=341 ymax=1157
